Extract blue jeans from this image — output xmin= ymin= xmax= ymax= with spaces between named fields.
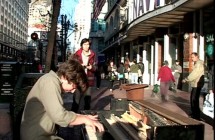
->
xmin=130 ymin=73 xmax=138 ymax=84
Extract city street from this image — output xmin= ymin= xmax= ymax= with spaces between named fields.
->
xmin=0 ymin=0 xmax=214 ymax=139
xmin=90 ymin=79 xmax=214 ymax=140
xmin=0 ymin=79 xmax=214 ymax=140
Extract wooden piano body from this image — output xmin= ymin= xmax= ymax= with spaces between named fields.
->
xmin=81 ymin=100 xmax=204 ymax=140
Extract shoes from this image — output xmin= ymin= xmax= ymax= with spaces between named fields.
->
xmin=172 ymin=89 xmax=177 ymax=93
xmin=161 ymin=95 xmax=168 ymax=102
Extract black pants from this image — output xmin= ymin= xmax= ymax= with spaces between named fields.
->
xmin=57 ymin=126 xmax=81 ymax=140
xmin=190 ymin=87 xmax=201 ymax=119
xmin=190 ymin=75 xmax=204 ymax=120
xmin=119 ymin=78 xmax=125 ymax=87
xmin=96 ymin=76 xmax=101 ymax=88
xmin=109 ymin=80 xmax=114 ymax=89
xmin=138 ymin=76 xmax=143 ymax=83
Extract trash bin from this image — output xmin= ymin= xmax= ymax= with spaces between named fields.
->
xmin=120 ymin=84 xmax=148 ymax=100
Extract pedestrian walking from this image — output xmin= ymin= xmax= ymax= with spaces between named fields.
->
xmin=124 ymin=59 xmax=130 ymax=84
xmin=138 ymin=58 xmax=144 ymax=84
xmin=171 ymin=60 xmax=182 ymax=92
xmin=182 ymin=52 xmax=205 ymax=120
xmin=117 ymin=63 xmax=125 ymax=89
xmin=108 ymin=60 xmax=117 ymax=92
xmin=129 ymin=58 xmax=139 ymax=84
xmin=157 ymin=60 xmax=175 ymax=102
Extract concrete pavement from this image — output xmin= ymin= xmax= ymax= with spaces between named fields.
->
xmin=0 ymin=79 xmax=214 ymax=140
xmin=91 ymin=79 xmax=214 ymax=140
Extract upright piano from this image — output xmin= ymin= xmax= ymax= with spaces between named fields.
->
xmin=81 ymin=100 xmax=204 ymax=140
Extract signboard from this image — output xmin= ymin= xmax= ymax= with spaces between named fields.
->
xmin=0 ymin=62 xmax=17 ymax=101
xmin=206 ymin=34 xmax=214 ymax=60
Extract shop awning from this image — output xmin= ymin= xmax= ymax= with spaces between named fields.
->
xmin=123 ymin=0 xmax=213 ymax=42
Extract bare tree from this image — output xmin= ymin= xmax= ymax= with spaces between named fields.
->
xmin=44 ymin=0 xmax=61 ymax=73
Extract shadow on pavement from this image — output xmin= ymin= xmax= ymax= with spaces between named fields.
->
xmin=91 ymin=88 xmax=108 ymax=103
xmin=170 ymin=95 xmax=214 ymax=127
xmin=170 ymin=95 xmax=191 ymax=115
xmin=200 ymin=112 xmax=214 ymax=127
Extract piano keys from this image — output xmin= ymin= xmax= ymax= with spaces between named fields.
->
xmin=81 ymin=100 xmax=204 ymax=140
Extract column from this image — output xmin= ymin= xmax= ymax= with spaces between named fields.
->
xmin=154 ymin=41 xmax=159 ymax=85
xmin=164 ymin=34 xmax=170 ymax=61
xmin=137 ymin=45 xmax=140 ymax=63
xmin=121 ymin=45 xmax=124 ymax=63
xmin=150 ymin=43 xmax=154 ymax=86
xmin=199 ymin=10 xmax=205 ymax=61
xmin=142 ymin=44 xmax=149 ymax=84
xmin=182 ymin=33 xmax=193 ymax=92
xmin=193 ymin=34 xmax=198 ymax=53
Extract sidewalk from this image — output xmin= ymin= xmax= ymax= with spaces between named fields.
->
xmin=91 ymin=79 xmax=214 ymax=140
xmin=0 ymin=79 xmax=213 ymax=140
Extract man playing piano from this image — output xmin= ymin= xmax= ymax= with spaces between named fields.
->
xmin=20 ymin=59 xmax=104 ymax=140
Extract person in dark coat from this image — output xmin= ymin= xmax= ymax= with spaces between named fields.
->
xmin=138 ymin=58 xmax=144 ymax=84
xmin=108 ymin=60 xmax=117 ymax=92
xmin=117 ymin=63 xmax=125 ymax=89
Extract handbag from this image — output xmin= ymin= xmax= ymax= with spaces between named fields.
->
xmin=108 ymin=72 xmax=117 ymax=81
xmin=118 ymin=73 xmax=124 ymax=79
xmin=152 ymin=84 xmax=160 ymax=93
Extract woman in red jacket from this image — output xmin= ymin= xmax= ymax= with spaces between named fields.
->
xmin=157 ymin=60 xmax=175 ymax=102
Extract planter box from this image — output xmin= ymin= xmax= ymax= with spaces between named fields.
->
xmin=121 ymin=84 xmax=148 ymax=101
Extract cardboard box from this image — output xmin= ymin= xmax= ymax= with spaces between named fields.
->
xmin=121 ymin=84 xmax=148 ymax=100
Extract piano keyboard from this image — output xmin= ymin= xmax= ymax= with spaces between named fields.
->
xmin=82 ymin=118 xmax=114 ymax=140
xmin=81 ymin=100 xmax=204 ymax=140
xmin=84 ymin=125 xmax=98 ymax=140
